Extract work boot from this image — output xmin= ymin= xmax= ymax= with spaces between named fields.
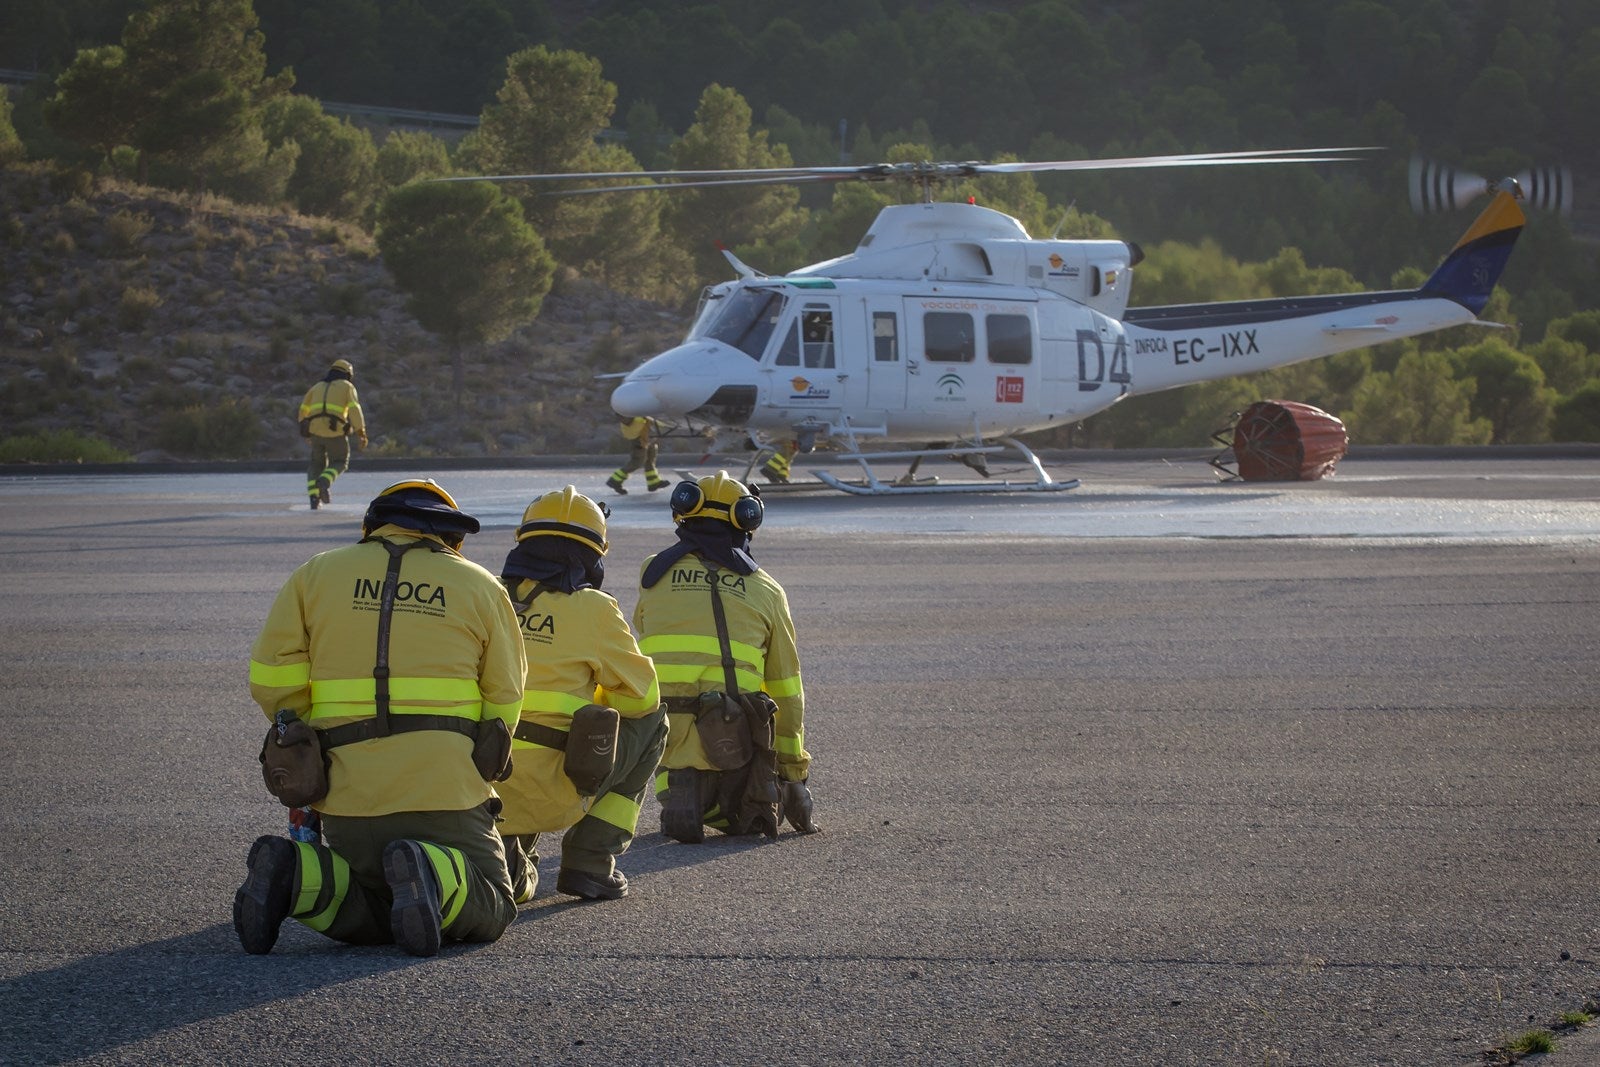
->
xmin=660 ymin=767 xmax=706 ymax=844
xmin=645 ymin=472 xmax=669 ymax=492
xmin=316 ymin=477 xmax=332 ymax=504
xmin=234 ymin=835 xmax=296 ymax=955
xmin=309 ymin=495 xmax=320 ymax=510
xmin=556 ymin=866 xmax=629 ymax=900
xmin=383 ymin=839 xmax=442 ymax=957
xmin=606 ymin=473 xmax=627 ymax=495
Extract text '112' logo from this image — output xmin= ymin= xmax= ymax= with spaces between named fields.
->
xmin=996 ymin=377 xmax=1025 ymax=403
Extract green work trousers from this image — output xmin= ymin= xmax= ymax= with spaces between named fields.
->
xmin=306 ymin=436 xmax=351 ymax=496
xmin=504 ymin=708 xmax=668 ymax=898
xmin=291 ymin=803 xmax=516 ymax=946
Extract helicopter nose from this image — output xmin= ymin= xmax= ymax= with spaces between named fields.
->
xmin=610 ymin=378 xmax=660 ymax=417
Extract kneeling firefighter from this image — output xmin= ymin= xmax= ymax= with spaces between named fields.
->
xmin=634 ymin=471 xmax=819 ymax=842
xmin=238 ymin=479 xmax=526 ymax=957
xmin=496 ymin=486 xmax=665 ymax=901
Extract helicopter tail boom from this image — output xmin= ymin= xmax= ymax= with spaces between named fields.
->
xmin=1120 ymin=188 xmax=1525 ymax=395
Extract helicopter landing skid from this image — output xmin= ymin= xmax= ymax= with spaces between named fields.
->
xmin=813 ymin=437 xmax=1080 ymax=496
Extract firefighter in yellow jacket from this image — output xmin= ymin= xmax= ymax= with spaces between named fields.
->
xmin=298 ymin=358 xmax=367 ymax=510
xmin=606 ymin=416 xmax=669 ymax=495
xmin=236 ymin=479 xmax=526 ymax=957
xmin=496 ymin=486 xmax=666 ymax=901
xmin=634 ymin=471 xmax=819 ymax=842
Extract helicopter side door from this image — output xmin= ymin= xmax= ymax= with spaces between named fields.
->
xmin=863 ymin=296 xmax=906 ymax=416
xmin=761 ymin=296 xmax=844 ymax=424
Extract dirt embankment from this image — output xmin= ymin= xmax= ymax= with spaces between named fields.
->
xmin=0 ymin=164 xmax=688 ymax=461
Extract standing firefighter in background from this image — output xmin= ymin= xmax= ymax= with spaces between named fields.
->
xmin=606 ymin=416 xmax=669 ymax=495
xmin=497 ymin=486 xmax=666 ymax=901
xmin=298 ymin=359 xmax=367 ymax=509
xmin=237 ymin=479 xmax=526 ymax=957
xmin=761 ymin=438 xmax=801 ymax=485
xmin=635 ymin=471 xmax=819 ymax=843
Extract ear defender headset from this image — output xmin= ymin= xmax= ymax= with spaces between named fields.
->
xmin=669 ymin=471 xmax=764 ymax=532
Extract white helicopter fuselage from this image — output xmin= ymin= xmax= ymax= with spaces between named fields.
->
xmin=610 ymin=198 xmax=1513 ymax=451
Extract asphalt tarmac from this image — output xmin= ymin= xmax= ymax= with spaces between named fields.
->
xmin=1 ymin=453 xmax=1597 ymax=1065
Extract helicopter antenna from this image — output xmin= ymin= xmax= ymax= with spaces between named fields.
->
xmin=1052 ymin=201 xmax=1077 ymax=239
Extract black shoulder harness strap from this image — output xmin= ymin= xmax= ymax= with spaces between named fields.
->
xmin=320 ymin=537 xmax=476 ymax=750
xmin=705 ymin=564 xmax=741 ymax=698
xmin=505 ymin=577 xmax=558 ymax=613
xmin=503 ymin=578 xmax=571 ymax=751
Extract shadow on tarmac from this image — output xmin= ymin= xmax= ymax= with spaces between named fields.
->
xmin=1 ymin=925 xmax=437 ymax=1065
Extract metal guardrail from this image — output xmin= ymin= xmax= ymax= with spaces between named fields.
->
xmin=320 ymin=100 xmax=477 ymax=128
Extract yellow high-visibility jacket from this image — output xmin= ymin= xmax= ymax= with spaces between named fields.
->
xmin=496 ymin=580 xmax=660 ymax=835
xmin=633 ymin=551 xmax=810 ymax=782
xmin=298 ymin=379 xmax=366 ymax=439
xmin=248 ymin=527 xmax=526 ymax=817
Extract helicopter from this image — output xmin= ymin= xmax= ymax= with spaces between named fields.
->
xmin=449 ymin=149 xmax=1532 ymax=494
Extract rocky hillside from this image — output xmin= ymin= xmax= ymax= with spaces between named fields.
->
xmin=0 ymin=164 xmax=689 ymax=462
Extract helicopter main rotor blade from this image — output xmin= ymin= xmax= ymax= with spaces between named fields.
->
xmin=432 ymin=146 xmax=1381 ymax=194
xmin=978 ymin=147 xmax=1380 ymax=174
xmin=432 ymin=165 xmax=872 ymax=184
xmin=531 ymin=173 xmax=865 ymax=196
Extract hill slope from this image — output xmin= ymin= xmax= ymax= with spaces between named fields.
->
xmin=0 ymin=164 xmax=688 ymax=462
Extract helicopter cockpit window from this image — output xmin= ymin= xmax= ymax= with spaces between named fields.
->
xmin=801 ymin=305 xmax=835 ymax=369
xmin=706 ymin=287 xmax=787 ymax=361
xmin=986 ymin=313 xmax=1032 ymax=365
xmin=924 ymin=311 xmax=975 ymax=363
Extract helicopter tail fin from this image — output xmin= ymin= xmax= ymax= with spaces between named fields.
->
xmin=1418 ymin=189 xmax=1525 ymax=315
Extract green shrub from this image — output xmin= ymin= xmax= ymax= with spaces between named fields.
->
xmin=0 ymin=430 xmax=130 ymax=463
xmin=105 ymin=209 xmax=153 ymax=256
xmin=117 ymin=285 xmax=162 ymax=330
xmin=154 ymin=398 xmax=262 ymax=458
xmin=319 ymin=281 xmax=367 ymax=316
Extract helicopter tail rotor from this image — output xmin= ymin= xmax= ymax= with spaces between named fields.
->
xmin=1410 ymin=155 xmax=1572 ymax=216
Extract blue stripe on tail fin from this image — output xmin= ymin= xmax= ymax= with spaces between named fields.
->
xmin=1419 ymin=190 xmax=1525 ymax=314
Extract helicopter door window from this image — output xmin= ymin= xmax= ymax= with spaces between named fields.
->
xmin=923 ymin=311 xmax=975 ymax=362
xmin=706 ymin=287 xmax=787 ymax=361
xmin=986 ymin=313 xmax=1032 ymax=364
xmin=873 ymin=312 xmax=898 ymax=361
xmin=774 ymin=320 xmax=800 ymax=366
xmin=801 ymin=306 xmax=835 ymax=369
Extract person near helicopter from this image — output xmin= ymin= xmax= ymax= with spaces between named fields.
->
xmin=297 ymin=358 xmax=367 ymax=509
xmin=760 ymin=439 xmax=800 ymax=485
xmin=606 ymin=416 xmax=669 ymax=495
xmin=633 ymin=471 xmax=819 ymax=842
xmin=495 ymin=486 xmax=666 ymax=902
xmin=237 ymin=479 xmax=525 ymax=957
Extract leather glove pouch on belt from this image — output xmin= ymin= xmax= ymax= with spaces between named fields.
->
xmin=260 ymin=711 xmax=329 ymax=808
xmin=471 ymin=718 xmax=514 ymax=782
xmin=692 ymin=690 xmax=755 ymax=770
xmin=514 ymin=704 xmax=620 ymax=796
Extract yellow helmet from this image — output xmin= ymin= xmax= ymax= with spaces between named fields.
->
xmin=362 ymin=478 xmax=479 ymax=537
xmin=516 ymin=485 xmax=609 ymax=554
xmin=330 ymin=359 xmax=354 ymax=375
xmin=669 ymin=470 xmax=763 ymax=532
